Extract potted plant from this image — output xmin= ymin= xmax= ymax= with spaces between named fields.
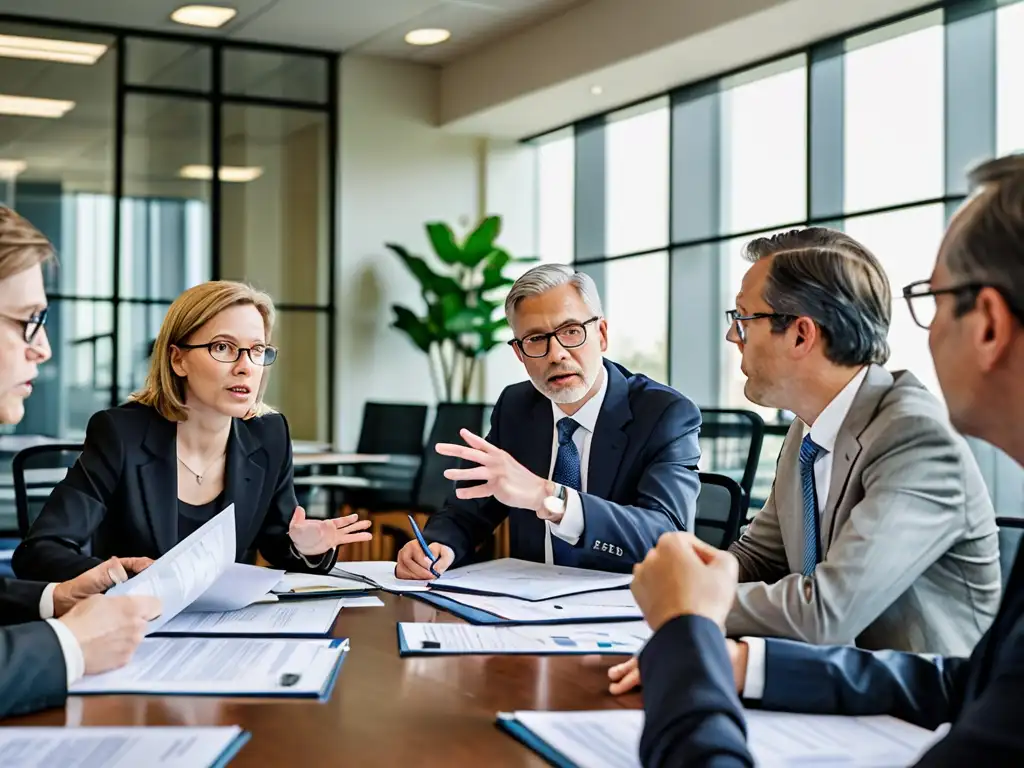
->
xmin=386 ymin=215 xmax=536 ymax=402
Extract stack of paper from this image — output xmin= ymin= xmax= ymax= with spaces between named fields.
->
xmin=497 ymin=709 xmax=944 ymax=768
xmin=412 ymin=588 xmax=643 ymax=625
xmin=430 ymin=559 xmax=633 ymax=601
xmin=71 ymin=637 xmax=350 ymax=700
xmin=397 ymin=621 xmax=650 ymax=656
xmin=0 ymin=726 xmax=250 ymax=768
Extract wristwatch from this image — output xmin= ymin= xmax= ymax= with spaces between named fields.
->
xmin=542 ymin=482 xmax=568 ymax=516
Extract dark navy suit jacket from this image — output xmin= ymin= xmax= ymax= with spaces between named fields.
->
xmin=639 ymin=538 xmax=1024 ymax=765
xmin=424 ymin=359 xmax=702 ymax=572
xmin=0 ymin=579 xmax=67 ymax=719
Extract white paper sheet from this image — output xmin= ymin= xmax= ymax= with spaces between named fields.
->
xmin=187 ymin=562 xmax=285 ymax=612
xmin=399 ymin=621 xmax=650 ymax=655
xmin=0 ymin=726 xmax=247 ymax=768
xmin=156 ymin=597 xmax=362 ymax=636
xmin=440 ymin=588 xmax=641 ymax=622
xmin=432 ymin=558 xmax=633 ymax=601
xmin=499 ymin=709 xmax=942 ymax=768
xmin=332 ymin=561 xmax=431 ymax=592
xmin=105 ymin=505 xmax=236 ymax=633
xmin=70 ymin=637 xmax=347 ymax=697
xmin=272 ymin=572 xmax=372 ymax=595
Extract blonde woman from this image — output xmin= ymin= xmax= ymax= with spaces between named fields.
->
xmin=13 ymin=281 xmax=371 ymax=582
xmin=0 ymin=205 xmax=160 ymax=719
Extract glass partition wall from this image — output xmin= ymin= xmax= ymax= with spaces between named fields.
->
xmin=0 ymin=17 xmax=337 ymax=441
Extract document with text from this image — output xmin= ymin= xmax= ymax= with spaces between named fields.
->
xmin=398 ymin=621 xmax=649 ymax=656
xmin=156 ymin=597 xmax=370 ymax=636
xmin=434 ymin=588 xmax=642 ymax=623
xmin=71 ymin=637 xmax=349 ymax=699
xmin=431 ymin=558 xmax=633 ymax=601
xmin=0 ymin=726 xmax=249 ymax=768
xmin=105 ymin=505 xmax=236 ymax=633
xmin=497 ymin=709 xmax=944 ymax=768
xmin=187 ymin=562 xmax=285 ymax=613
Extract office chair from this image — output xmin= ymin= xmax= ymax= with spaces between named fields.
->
xmin=694 ymin=472 xmax=745 ymax=550
xmin=13 ymin=443 xmax=84 ymax=538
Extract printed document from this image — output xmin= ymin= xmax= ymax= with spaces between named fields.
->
xmin=332 ymin=561 xmax=431 ymax=592
xmin=71 ymin=637 xmax=347 ymax=697
xmin=0 ymin=726 xmax=248 ymax=768
xmin=438 ymin=589 xmax=641 ymax=623
xmin=498 ymin=709 xmax=943 ymax=768
xmin=432 ymin=558 xmax=632 ymax=601
xmin=105 ymin=505 xmax=236 ymax=633
xmin=187 ymin=562 xmax=285 ymax=612
xmin=399 ymin=621 xmax=650 ymax=655
xmin=156 ymin=597 xmax=365 ymax=636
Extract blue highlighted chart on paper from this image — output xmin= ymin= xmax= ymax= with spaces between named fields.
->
xmin=397 ymin=622 xmax=651 ymax=656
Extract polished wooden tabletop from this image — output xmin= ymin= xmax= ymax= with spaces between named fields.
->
xmin=5 ymin=593 xmax=642 ymax=766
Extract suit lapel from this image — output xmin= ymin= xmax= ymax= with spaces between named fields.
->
xmin=516 ymin=397 xmax=553 ymax=563
xmin=138 ymin=414 xmax=179 ymax=555
xmin=226 ymin=418 xmax=263 ymax=555
xmin=586 ymin=361 xmax=631 ymax=501
xmin=821 ymin=365 xmax=892 ymax=549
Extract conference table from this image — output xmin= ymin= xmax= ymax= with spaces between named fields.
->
xmin=5 ymin=592 xmax=642 ymax=766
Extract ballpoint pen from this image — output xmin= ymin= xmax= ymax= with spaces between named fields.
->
xmin=408 ymin=514 xmax=440 ymax=578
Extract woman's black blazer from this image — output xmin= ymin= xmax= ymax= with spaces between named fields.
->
xmin=12 ymin=401 xmax=337 ymax=582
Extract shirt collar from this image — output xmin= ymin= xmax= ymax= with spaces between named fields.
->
xmin=806 ymin=366 xmax=869 ymax=453
xmin=551 ymin=365 xmax=608 ymax=435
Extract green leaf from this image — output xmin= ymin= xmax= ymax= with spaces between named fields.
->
xmin=481 ymin=248 xmax=514 ymax=291
xmin=426 ymin=223 xmax=462 ymax=265
xmin=460 ymin=215 xmax=502 ymax=267
xmin=386 ymin=244 xmax=461 ymax=297
xmin=390 ymin=306 xmax=434 ymax=353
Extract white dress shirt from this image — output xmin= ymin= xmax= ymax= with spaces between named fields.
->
xmin=542 ymin=368 xmax=609 ymax=565
xmin=38 ymin=583 xmax=86 ymax=686
xmin=742 ymin=366 xmax=868 ymax=700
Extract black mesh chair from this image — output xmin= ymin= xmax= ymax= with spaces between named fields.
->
xmin=363 ymin=403 xmax=489 ymax=560
xmin=997 ymin=517 xmax=1024 ymax=590
xmin=697 ymin=409 xmax=765 ymax=505
xmin=694 ymin=472 xmax=745 ymax=549
xmin=13 ymin=443 xmax=84 ymax=538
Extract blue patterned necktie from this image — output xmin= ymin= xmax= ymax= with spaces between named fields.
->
xmin=800 ymin=434 xmax=824 ymax=577
xmin=550 ymin=418 xmax=581 ymax=566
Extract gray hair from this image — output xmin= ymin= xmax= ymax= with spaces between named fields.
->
xmin=504 ymin=264 xmax=604 ymax=325
xmin=942 ymin=153 xmax=1024 ymax=321
xmin=743 ymin=227 xmax=892 ymax=367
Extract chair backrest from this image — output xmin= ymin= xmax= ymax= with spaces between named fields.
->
xmin=414 ymin=403 xmax=488 ymax=512
xmin=355 ymin=402 xmax=429 ymax=456
xmin=694 ymin=472 xmax=745 ymax=549
xmin=696 ymin=409 xmax=765 ymax=503
xmin=996 ymin=516 xmax=1024 ymax=590
xmin=13 ymin=443 xmax=84 ymax=537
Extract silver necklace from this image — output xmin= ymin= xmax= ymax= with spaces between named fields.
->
xmin=177 ymin=452 xmax=225 ymax=485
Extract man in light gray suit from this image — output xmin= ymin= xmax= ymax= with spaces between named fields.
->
xmin=609 ymin=227 xmax=1000 ymax=695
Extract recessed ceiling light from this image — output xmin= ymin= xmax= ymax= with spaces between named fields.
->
xmin=590 ymin=85 xmax=603 ymax=96
xmin=0 ymin=34 xmax=107 ymax=65
xmin=0 ymin=160 xmax=27 ymax=178
xmin=170 ymin=5 xmax=237 ymax=29
xmin=404 ymin=28 xmax=451 ymax=46
xmin=179 ymin=164 xmax=263 ymax=183
xmin=0 ymin=94 xmax=75 ymax=118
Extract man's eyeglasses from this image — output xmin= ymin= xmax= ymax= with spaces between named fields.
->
xmin=1 ymin=307 xmax=48 ymax=345
xmin=902 ymin=279 xmax=1024 ymax=330
xmin=177 ymin=340 xmax=278 ymax=366
xmin=725 ymin=309 xmax=792 ymax=344
xmin=508 ymin=317 xmax=600 ymax=359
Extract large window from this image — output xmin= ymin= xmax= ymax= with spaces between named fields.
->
xmin=537 ymin=1 xmax=1017 ymax=415
xmin=0 ymin=20 xmax=337 ymax=441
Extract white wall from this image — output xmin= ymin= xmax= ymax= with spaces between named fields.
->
xmin=336 ymin=55 xmax=487 ymax=448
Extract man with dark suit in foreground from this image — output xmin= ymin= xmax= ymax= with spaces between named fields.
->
xmin=1 ymin=556 xmax=161 ymax=719
xmin=396 ymin=264 xmax=701 ymax=578
xmin=631 ymin=153 xmax=1024 ymax=766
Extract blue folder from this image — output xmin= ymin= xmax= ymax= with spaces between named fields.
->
xmin=396 ymin=624 xmax=637 ymax=657
xmin=408 ymin=590 xmax=641 ymax=626
xmin=72 ymin=639 xmax=349 ymax=702
xmin=212 ymin=730 xmax=253 ymax=768
xmin=496 ymin=715 xmax=577 ymax=768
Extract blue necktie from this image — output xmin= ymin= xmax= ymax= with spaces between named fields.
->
xmin=800 ymin=434 xmax=824 ymax=577
xmin=551 ymin=418 xmax=581 ymax=566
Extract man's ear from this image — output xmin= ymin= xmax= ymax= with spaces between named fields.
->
xmin=974 ymin=287 xmax=1017 ymax=372
xmin=789 ymin=317 xmax=818 ymax=359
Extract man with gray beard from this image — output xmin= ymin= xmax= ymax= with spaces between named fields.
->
xmin=395 ymin=264 xmax=702 ymax=577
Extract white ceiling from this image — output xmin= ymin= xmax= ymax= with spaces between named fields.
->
xmin=0 ymin=0 xmax=585 ymax=63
